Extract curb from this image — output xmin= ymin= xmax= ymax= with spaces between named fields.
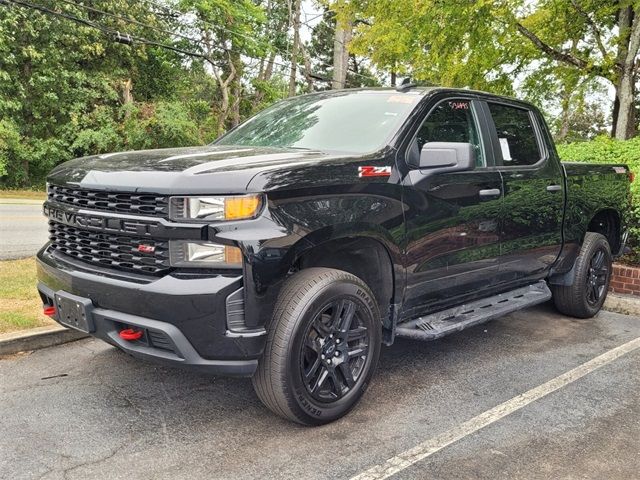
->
xmin=603 ymin=292 xmax=640 ymax=317
xmin=0 ymin=325 xmax=89 ymax=357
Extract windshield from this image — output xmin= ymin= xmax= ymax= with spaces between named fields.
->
xmin=217 ymin=91 xmax=421 ymax=154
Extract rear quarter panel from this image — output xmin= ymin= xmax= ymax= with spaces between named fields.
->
xmin=562 ymin=162 xmax=632 ymax=255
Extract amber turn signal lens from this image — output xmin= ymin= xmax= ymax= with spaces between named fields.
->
xmin=224 ymin=246 xmax=243 ymax=265
xmin=224 ymin=195 xmax=261 ymax=220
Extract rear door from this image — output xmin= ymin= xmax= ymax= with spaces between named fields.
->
xmin=399 ymin=96 xmax=504 ymax=318
xmin=481 ymin=101 xmax=564 ymax=283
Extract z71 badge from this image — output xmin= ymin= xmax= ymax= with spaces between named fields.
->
xmin=358 ymin=166 xmax=392 ymax=178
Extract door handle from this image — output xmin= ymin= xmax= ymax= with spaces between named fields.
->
xmin=479 ymin=188 xmax=501 ymax=198
xmin=546 ymin=185 xmax=562 ymax=192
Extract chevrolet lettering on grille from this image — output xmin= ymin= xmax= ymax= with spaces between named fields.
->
xmin=43 ymin=205 xmax=77 ymax=226
xmin=44 ymin=204 xmax=161 ymax=236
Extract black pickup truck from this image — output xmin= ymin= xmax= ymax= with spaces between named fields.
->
xmin=37 ymin=87 xmax=633 ymax=425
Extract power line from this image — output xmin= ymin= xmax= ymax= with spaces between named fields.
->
xmin=55 ymin=0 xmax=203 ymax=47
xmin=3 ymin=0 xmax=378 ymax=86
xmin=141 ymin=0 xmax=269 ymax=51
xmin=3 ymin=0 xmax=305 ymax=79
xmin=139 ymin=0 xmax=377 ymax=83
xmin=52 ymin=0 xmax=297 ymax=73
xmin=5 ymin=0 xmax=215 ymax=60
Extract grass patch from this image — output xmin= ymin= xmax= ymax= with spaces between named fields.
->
xmin=0 ymin=257 xmax=54 ymax=334
xmin=0 ymin=189 xmax=46 ymax=201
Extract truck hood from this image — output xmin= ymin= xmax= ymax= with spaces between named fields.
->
xmin=48 ymin=145 xmax=339 ymax=194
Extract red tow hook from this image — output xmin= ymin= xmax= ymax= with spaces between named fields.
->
xmin=43 ymin=306 xmax=56 ymax=317
xmin=119 ymin=328 xmax=144 ymax=341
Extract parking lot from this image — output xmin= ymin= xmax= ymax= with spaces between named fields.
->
xmin=1 ymin=303 xmax=638 ymax=480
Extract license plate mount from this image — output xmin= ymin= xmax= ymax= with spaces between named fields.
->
xmin=54 ymin=291 xmax=95 ymax=333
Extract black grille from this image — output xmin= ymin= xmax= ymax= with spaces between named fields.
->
xmin=48 ymin=184 xmax=168 ymax=217
xmin=48 ymin=221 xmax=170 ymax=275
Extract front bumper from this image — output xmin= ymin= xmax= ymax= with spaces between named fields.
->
xmin=36 ymin=247 xmax=266 ymax=376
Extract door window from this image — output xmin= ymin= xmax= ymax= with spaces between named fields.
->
xmin=415 ymin=99 xmax=485 ymax=167
xmin=488 ymin=103 xmax=541 ymax=166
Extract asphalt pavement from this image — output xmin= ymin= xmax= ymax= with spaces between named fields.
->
xmin=1 ymin=304 xmax=638 ymax=480
xmin=0 ymin=199 xmax=48 ymax=260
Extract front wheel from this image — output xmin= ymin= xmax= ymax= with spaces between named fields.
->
xmin=552 ymin=232 xmax=612 ymax=318
xmin=252 ymin=268 xmax=381 ymax=425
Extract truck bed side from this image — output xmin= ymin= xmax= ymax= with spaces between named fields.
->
xmin=559 ymin=162 xmax=632 ymax=271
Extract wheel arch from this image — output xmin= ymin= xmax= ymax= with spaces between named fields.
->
xmin=245 ymin=225 xmax=402 ymax=343
xmin=586 ymin=208 xmax=622 ymax=255
xmin=294 ymin=235 xmax=396 ymax=321
xmin=550 ymin=210 xmax=620 ymax=287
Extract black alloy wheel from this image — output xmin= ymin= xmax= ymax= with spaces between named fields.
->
xmin=585 ymin=248 xmax=609 ymax=306
xmin=300 ymin=298 xmax=370 ymax=402
xmin=252 ymin=268 xmax=381 ymax=425
xmin=552 ymin=232 xmax=612 ymax=318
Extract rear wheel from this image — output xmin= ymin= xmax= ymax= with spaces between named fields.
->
xmin=552 ymin=232 xmax=612 ymax=318
xmin=252 ymin=268 xmax=381 ymax=425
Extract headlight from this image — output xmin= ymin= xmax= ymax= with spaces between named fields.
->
xmin=170 ymin=241 xmax=243 ymax=268
xmin=169 ymin=195 xmax=262 ymax=221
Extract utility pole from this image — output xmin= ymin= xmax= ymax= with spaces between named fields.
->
xmin=331 ymin=19 xmax=352 ymax=89
xmin=288 ymin=0 xmax=302 ymax=97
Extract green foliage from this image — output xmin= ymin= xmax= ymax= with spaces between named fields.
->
xmin=0 ymin=0 xmax=193 ymax=187
xmin=123 ymin=101 xmax=204 ymax=149
xmin=557 ymin=137 xmax=640 ymax=265
xmin=0 ymin=0 xmax=234 ymax=188
xmin=0 ymin=119 xmax=23 ymax=178
xmin=70 ymin=105 xmax=123 ymax=155
xmin=340 ymin=0 xmax=638 ymax=140
xmin=344 ymin=0 xmax=518 ymax=94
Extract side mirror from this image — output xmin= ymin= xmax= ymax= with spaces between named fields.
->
xmin=416 ymin=142 xmax=476 ymax=172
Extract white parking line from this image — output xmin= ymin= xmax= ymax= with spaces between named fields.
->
xmin=351 ymin=336 xmax=640 ymax=480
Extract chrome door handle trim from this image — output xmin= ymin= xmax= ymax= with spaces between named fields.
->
xmin=478 ymin=188 xmax=501 ymax=197
xmin=546 ymin=185 xmax=562 ymax=192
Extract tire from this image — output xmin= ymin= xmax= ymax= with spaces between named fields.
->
xmin=552 ymin=232 xmax=613 ymax=319
xmin=252 ymin=267 xmax=381 ymax=426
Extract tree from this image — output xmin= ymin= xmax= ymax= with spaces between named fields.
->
xmin=176 ymin=0 xmax=266 ymax=134
xmin=0 ymin=0 xmax=222 ymax=186
xmin=251 ymin=0 xmax=291 ymax=108
xmin=0 ymin=0 xmax=144 ymax=185
xmin=512 ymin=1 xmax=639 ymax=140
xmin=553 ymin=99 xmax=610 ymax=142
xmin=340 ymin=0 xmax=639 ymax=139
xmin=307 ymin=8 xmax=380 ymax=90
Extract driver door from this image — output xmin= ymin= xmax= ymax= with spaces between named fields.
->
xmin=400 ymin=97 xmax=504 ymax=318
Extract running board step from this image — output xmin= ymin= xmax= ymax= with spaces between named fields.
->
xmin=395 ymin=281 xmax=552 ymax=341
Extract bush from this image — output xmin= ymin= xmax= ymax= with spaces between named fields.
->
xmin=0 ymin=119 xmax=22 ymax=180
xmin=556 ymin=136 xmax=640 ymax=266
xmin=123 ymin=101 xmax=203 ymax=150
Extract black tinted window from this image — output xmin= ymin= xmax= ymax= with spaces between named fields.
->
xmin=488 ymin=103 xmax=541 ymax=166
xmin=416 ymin=99 xmax=484 ymax=166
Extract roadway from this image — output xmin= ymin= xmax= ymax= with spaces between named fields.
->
xmin=0 ymin=199 xmax=47 ymax=260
